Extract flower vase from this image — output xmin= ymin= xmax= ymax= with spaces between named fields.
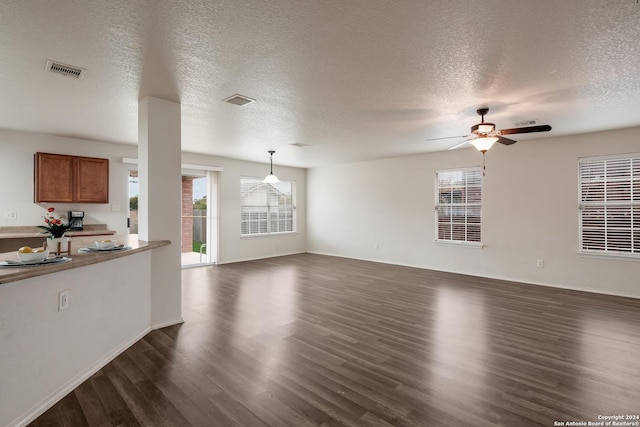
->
xmin=47 ymin=237 xmax=70 ymax=255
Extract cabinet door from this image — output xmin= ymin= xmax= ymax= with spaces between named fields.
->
xmin=76 ymin=156 xmax=109 ymax=203
xmin=34 ymin=153 xmax=76 ymax=203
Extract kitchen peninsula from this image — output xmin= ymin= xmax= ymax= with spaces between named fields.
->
xmin=0 ymin=234 xmax=172 ymax=427
xmin=0 ymin=234 xmax=168 ymax=284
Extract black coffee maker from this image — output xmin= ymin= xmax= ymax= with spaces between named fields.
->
xmin=68 ymin=211 xmax=84 ymax=230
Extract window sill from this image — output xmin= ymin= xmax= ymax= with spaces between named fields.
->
xmin=577 ymin=250 xmax=639 ymax=262
xmin=241 ymin=232 xmax=298 ymax=239
xmin=434 ymin=240 xmax=484 ymax=249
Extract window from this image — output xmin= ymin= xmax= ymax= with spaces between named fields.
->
xmin=241 ymin=177 xmax=296 ymax=236
xmin=435 ymin=168 xmax=482 ymax=244
xmin=579 ymin=155 xmax=639 ymax=256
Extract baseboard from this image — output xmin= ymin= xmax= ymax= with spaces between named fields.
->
xmin=217 ymin=250 xmax=305 ymax=265
xmin=9 ymin=326 xmax=151 ymax=427
xmin=151 ymin=317 xmax=185 ymax=330
xmin=305 ymin=250 xmax=640 ymax=300
xmin=478 ymin=274 xmax=640 ymax=300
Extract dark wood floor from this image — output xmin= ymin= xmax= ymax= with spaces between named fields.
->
xmin=30 ymin=253 xmax=640 ymax=426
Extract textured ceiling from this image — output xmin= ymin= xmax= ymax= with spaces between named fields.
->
xmin=1 ymin=1 xmax=639 ymax=168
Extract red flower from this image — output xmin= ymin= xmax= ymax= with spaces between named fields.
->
xmin=37 ymin=207 xmax=72 ymax=238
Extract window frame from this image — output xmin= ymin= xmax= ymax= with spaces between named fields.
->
xmin=578 ymin=153 xmax=639 ymax=259
xmin=434 ymin=167 xmax=483 ymax=247
xmin=240 ymin=176 xmax=296 ymax=237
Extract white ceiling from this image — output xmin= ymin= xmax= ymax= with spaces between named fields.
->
xmin=1 ymin=1 xmax=639 ymax=168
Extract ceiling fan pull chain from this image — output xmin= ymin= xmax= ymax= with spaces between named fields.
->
xmin=482 ymin=152 xmax=486 ymax=176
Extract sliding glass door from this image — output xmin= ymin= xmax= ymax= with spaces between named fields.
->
xmin=128 ymin=170 xmax=138 ymax=234
xmin=125 ymin=164 xmax=218 ymax=266
xmin=181 ymin=170 xmax=217 ymax=266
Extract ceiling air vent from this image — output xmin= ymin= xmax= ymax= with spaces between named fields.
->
xmin=289 ymin=142 xmax=312 ymax=147
xmin=222 ymin=94 xmax=255 ymax=106
xmin=514 ymin=119 xmax=539 ymax=127
xmin=45 ymin=60 xmax=86 ymax=79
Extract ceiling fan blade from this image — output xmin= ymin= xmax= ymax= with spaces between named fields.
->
xmin=448 ymin=140 xmax=470 ymax=150
xmin=497 ymin=136 xmax=517 ymax=145
xmin=499 ymin=124 xmax=552 ymax=135
xmin=426 ymin=135 xmax=468 ymax=142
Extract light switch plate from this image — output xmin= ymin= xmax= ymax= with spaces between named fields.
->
xmin=3 ymin=211 xmax=17 ymax=220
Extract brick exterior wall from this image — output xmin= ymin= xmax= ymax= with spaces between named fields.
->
xmin=181 ymin=177 xmax=194 ymax=253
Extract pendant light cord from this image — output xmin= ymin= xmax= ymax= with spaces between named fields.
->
xmin=268 ymin=150 xmax=275 ymax=175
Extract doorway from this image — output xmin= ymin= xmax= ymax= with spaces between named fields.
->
xmin=127 ymin=168 xmax=218 ymax=266
xmin=128 ymin=170 xmax=138 ymax=234
xmin=181 ymin=170 xmax=218 ymax=267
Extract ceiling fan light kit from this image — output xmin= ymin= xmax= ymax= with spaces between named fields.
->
xmin=432 ymin=107 xmax=552 ymax=153
xmin=471 ymin=122 xmax=495 ymax=135
xmin=435 ymin=107 xmax=552 ymax=175
xmin=470 ymin=136 xmax=498 ymax=152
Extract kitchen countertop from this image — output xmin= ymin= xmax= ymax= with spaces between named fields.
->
xmin=0 ymin=224 xmax=116 ymax=239
xmin=0 ymin=234 xmax=170 ymax=284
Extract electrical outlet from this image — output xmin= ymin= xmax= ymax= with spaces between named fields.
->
xmin=3 ymin=211 xmax=17 ymax=220
xmin=111 ymin=204 xmax=121 ymax=211
xmin=536 ymin=259 xmax=544 ymax=268
xmin=58 ymin=290 xmax=70 ymax=311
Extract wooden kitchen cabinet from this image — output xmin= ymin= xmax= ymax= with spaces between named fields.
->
xmin=76 ymin=156 xmax=109 ymax=202
xmin=34 ymin=152 xmax=109 ymax=203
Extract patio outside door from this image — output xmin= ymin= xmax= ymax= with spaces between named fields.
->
xmin=181 ymin=170 xmax=217 ymax=266
xmin=127 ymin=168 xmax=217 ymax=266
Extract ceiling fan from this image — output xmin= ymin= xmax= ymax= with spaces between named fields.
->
xmin=428 ymin=107 xmax=552 ymax=152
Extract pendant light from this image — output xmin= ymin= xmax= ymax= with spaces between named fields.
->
xmin=263 ymin=150 xmax=280 ymax=184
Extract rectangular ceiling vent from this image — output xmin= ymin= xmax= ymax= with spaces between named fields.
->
xmin=514 ymin=119 xmax=539 ymax=127
xmin=222 ymin=94 xmax=255 ymax=106
xmin=45 ymin=60 xmax=86 ymax=79
xmin=290 ymin=142 xmax=313 ymax=147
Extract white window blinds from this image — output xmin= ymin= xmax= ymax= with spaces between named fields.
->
xmin=436 ymin=168 xmax=482 ymax=243
xmin=241 ymin=178 xmax=295 ymax=236
xmin=579 ymin=155 xmax=640 ymax=256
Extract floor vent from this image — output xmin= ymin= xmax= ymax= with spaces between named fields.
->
xmin=45 ymin=60 xmax=86 ymax=79
xmin=222 ymin=94 xmax=255 ymax=106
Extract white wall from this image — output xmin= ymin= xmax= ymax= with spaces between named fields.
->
xmin=0 ymin=129 xmax=136 ymax=234
xmin=0 ymin=128 xmax=306 ymax=425
xmin=307 ymin=126 xmax=640 ymax=298
xmin=0 ymin=129 xmax=307 ymax=263
xmin=182 ymin=152 xmax=307 ymax=264
xmin=0 ymin=252 xmax=152 ymax=427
